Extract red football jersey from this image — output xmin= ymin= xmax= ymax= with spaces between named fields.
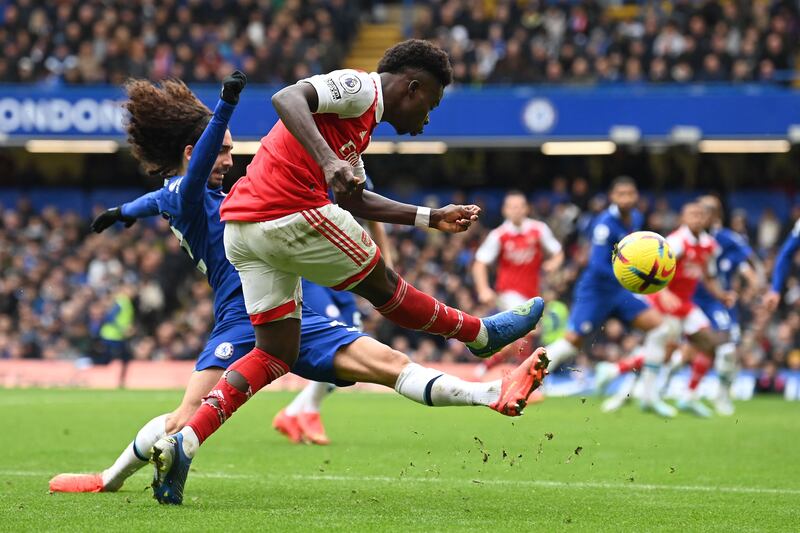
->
xmin=650 ymin=225 xmax=719 ymax=317
xmin=221 ymin=70 xmax=384 ymax=222
xmin=475 ymin=218 xmax=562 ymax=298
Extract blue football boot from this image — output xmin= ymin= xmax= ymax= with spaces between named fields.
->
xmin=151 ymin=433 xmax=192 ymax=505
xmin=469 ymin=297 xmax=545 ymax=358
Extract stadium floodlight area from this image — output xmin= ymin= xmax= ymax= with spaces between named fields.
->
xmin=24 ymin=140 xmax=119 ymax=153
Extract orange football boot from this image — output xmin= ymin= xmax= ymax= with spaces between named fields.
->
xmin=49 ymin=473 xmax=105 ymax=493
xmin=272 ymin=409 xmax=304 ymax=443
xmin=297 ymin=412 xmax=330 ymax=445
xmin=489 ymin=347 xmax=549 ymax=416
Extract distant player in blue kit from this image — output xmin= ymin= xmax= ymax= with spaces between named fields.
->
xmin=765 ymin=218 xmax=800 ymax=312
xmin=692 ymin=196 xmax=763 ymax=416
xmin=49 ymin=74 xmax=548 ymax=500
xmin=543 ymin=177 xmax=676 ymax=417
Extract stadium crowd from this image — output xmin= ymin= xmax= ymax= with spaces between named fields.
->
xmin=413 ymin=0 xmax=799 ymax=85
xmin=1 ymin=185 xmax=798 ymax=387
xmin=0 ymin=0 xmax=358 ymax=85
xmin=2 ymin=0 xmax=798 ymax=86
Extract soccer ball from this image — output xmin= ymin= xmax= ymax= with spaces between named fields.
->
xmin=612 ymin=231 xmax=676 ymax=294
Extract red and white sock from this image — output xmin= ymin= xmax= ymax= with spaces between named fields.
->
xmin=618 ymin=354 xmax=644 ymax=374
xmin=180 ymin=347 xmax=288 ymax=456
xmin=687 ymin=353 xmax=712 ymax=399
xmin=375 ymin=277 xmax=487 ymax=346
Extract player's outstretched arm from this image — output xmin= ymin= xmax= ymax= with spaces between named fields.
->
xmin=90 ymin=192 xmax=162 ymax=233
xmin=272 ymin=83 xmax=360 ymax=198
xmin=180 ymin=71 xmax=246 ymax=203
xmin=338 ymin=189 xmax=480 ymax=233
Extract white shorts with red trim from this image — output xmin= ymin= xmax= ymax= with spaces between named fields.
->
xmin=663 ymin=305 xmax=711 ymax=338
xmin=223 ymin=203 xmax=380 ymax=324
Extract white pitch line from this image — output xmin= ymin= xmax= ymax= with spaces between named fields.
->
xmin=6 ymin=470 xmax=800 ymax=497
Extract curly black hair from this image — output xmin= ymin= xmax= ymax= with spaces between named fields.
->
xmin=377 ymin=39 xmax=453 ymax=87
xmin=124 ymin=78 xmax=211 ymax=177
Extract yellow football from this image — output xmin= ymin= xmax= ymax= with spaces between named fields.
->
xmin=611 ymin=231 xmax=676 ymax=294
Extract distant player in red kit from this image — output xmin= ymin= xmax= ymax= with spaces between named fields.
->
xmin=472 ymin=190 xmax=563 ymax=372
xmin=150 ymin=40 xmax=549 ymax=503
xmin=649 ymin=202 xmax=736 ymax=417
xmin=474 ymin=190 xmax=564 ymax=310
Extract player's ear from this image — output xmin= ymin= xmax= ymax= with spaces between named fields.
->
xmin=408 ymin=79 xmax=420 ymax=96
xmin=184 ymin=144 xmax=194 ymax=161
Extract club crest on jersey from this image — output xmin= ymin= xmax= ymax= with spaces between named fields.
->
xmin=214 ymin=342 xmax=234 ymax=360
xmin=325 ymin=78 xmax=341 ymax=101
xmin=339 ymin=73 xmax=362 ymax=94
xmin=361 ymin=230 xmax=373 ymax=247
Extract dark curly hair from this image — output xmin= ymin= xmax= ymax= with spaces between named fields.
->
xmin=124 ymin=78 xmax=211 ymax=177
xmin=377 ymin=39 xmax=453 ymax=87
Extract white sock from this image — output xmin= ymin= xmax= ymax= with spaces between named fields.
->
xmin=284 ymin=383 xmax=315 ymax=417
xmin=101 ymin=413 xmax=167 ymax=491
xmin=394 ymin=363 xmax=500 ymax=407
xmin=302 ymin=381 xmax=335 ymax=413
xmin=714 ymin=342 xmax=737 ymax=387
xmin=178 ymin=426 xmax=200 ymax=458
xmin=466 ymin=322 xmax=489 ymax=349
xmin=544 ymin=337 xmax=578 ymax=371
xmin=640 ymin=322 xmax=672 ymax=403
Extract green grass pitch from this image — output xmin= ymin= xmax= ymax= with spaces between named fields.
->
xmin=1 ymin=389 xmax=798 ymax=532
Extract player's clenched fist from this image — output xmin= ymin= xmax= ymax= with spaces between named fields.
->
xmin=326 ymin=159 xmax=362 ymax=199
xmin=220 ymin=70 xmax=247 ymax=105
xmin=90 ymin=207 xmax=137 ymax=233
xmin=431 ymin=204 xmax=481 ymax=233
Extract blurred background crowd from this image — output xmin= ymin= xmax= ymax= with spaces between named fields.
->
xmin=2 ymin=0 xmax=797 ymax=86
xmin=414 ymin=0 xmax=800 ymax=85
xmin=1 ymin=184 xmax=798 ymax=388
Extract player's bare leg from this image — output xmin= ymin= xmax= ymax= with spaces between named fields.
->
xmin=351 ymin=258 xmax=545 ymax=358
xmin=332 ymin=337 xmax=548 ymax=416
xmin=49 ymin=369 xmax=223 ymax=493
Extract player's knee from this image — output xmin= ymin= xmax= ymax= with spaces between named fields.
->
xmin=224 ymin=369 xmax=250 ymax=393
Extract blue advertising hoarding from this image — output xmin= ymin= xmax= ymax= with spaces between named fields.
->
xmin=0 ymin=84 xmax=799 ymax=143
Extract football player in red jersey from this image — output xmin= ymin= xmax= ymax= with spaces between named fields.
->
xmin=472 ymin=190 xmax=563 ymax=378
xmin=151 ymin=40 xmax=550 ymax=500
xmin=649 ymin=202 xmax=737 ymax=417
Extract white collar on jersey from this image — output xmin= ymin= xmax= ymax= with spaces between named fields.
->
xmin=370 ymin=72 xmax=385 ymax=123
xmin=609 ymin=204 xmax=621 ymax=218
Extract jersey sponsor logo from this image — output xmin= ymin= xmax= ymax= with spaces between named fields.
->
xmin=338 ymin=140 xmax=360 ymax=166
xmin=214 ymin=341 xmax=234 ymax=360
xmin=325 ymin=78 xmax=342 ymax=101
xmin=339 ymin=73 xmax=362 ymax=94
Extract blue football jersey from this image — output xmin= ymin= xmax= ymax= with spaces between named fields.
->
xmin=121 ymin=100 xmax=247 ymax=326
xmin=581 ymin=205 xmax=644 ymax=286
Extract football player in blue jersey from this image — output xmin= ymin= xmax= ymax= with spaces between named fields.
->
xmin=49 ymin=74 xmax=547 ymax=500
xmin=764 ymin=218 xmax=800 ymax=311
xmin=543 ymin=177 xmax=676 ymax=417
xmin=690 ymin=196 xmax=763 ymax=415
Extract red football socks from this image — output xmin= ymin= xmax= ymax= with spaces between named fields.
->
xmin=375 ymin=276 xmax=481 ymax=342
xmin=188 ymin=347 xmax=289 ymax=444
xmin=688 ymin=353 xmax=712 ymax=391
xmin=618 ymin=355 xmax=645 ymax=374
